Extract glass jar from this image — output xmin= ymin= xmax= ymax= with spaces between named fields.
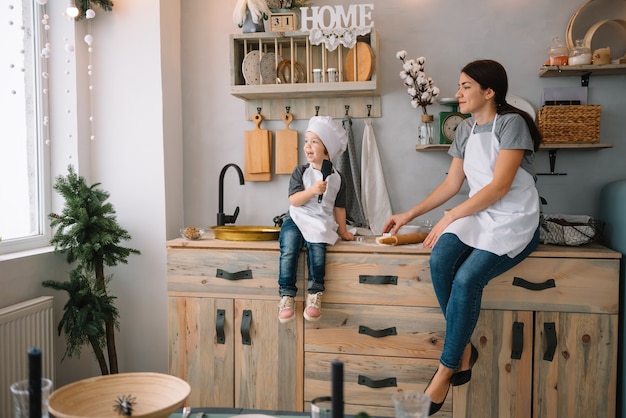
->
xmin=547 ymin=36 xmax=569 ymax=66
xmin=419 ymin=114 xmax=435 ymax=145
xmin=569 ymin=39 xmax=592 ymax=65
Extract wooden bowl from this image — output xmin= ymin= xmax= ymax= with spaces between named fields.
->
xmin=48 ymin=372 xmax=190 ymax=418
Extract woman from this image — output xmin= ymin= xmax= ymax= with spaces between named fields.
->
xmin=383 ymin=59 xmax=542 ymax=416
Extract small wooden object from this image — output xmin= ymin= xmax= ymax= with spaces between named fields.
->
xmin=244 ymin=113 xmax=272 ymax=181
xmin=345 ymin=41 xmax=374 ymax=81
xmin=275 ymin=112 xmax=298 ymax=174
xmin=269 ymin=12 xmax=297 ymax=32
xmin=376 ymin=233 xmax=428 ymax=245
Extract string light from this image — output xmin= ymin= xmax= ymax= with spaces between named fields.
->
xmin=66 ymin=2 xmax=79 ymax=18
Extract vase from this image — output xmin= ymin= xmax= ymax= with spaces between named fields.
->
xmin=419 ymin=114 xmax=435 ymax=145
xmin=241 ymin=9 xmax=265 ymax=33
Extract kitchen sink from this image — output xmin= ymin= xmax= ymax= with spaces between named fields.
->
xmin=211 ymin=225 xmax=280 ymax=241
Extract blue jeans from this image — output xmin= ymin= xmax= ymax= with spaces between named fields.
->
xmin=278 ymin=216 xmax=327 ymax=297
xmin=429 ymin=228 xmax=540 ymax=370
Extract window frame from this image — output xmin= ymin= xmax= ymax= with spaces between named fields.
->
xmin=0 ymin=0 xmax=52 ymax=256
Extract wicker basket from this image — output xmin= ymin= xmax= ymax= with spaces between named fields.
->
xmin=537 ymin=105 xmax=601 ymax=144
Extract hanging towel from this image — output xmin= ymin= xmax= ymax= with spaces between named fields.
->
xmin=334 ymin=115 xmax=368 ymax=228
xmin=361 ymin=118 xmax=392 ymax=235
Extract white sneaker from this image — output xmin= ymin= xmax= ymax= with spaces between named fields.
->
xmin=304 ymin=292 xmax=322 ymax=321
xmin=278 ymin=296 xmax=295 ymax=323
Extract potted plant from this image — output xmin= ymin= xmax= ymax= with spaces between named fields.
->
xmin=42 ymin=165 xmax=140 ymax=375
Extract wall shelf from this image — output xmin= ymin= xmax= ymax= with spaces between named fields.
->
xmin=539 ymin=64 xmax=626 ymax=86
xmin=230 ymin=30 xmax=380 ymax=120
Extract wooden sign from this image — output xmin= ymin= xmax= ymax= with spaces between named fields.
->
xmin=270 ymin=12 xmax=297 ymax=32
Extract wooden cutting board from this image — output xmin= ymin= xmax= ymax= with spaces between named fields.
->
xmin=274 ymin=112 xmax=298 ymax=174
xmin=244 ymin=113 xmax=271 ymax=181
xmin=345 ymin=41 xmax=374 ymax=81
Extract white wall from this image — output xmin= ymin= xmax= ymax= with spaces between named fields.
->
xmin=1 ymin=0 xmax=624 ymax=389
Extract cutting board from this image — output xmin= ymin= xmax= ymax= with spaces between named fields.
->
xmin=274 ymin=112 xmax=298 ymax=174
xmin=244 ymin=113 xmax=272 ymax=181
xmin=345 ymin=41 xmax=374 ymax=81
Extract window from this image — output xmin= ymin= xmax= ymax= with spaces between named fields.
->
xmin=0 ymin=0 xmax=51 ymax=254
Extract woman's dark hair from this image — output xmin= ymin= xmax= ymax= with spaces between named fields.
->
xmin=462 ymin=59 xmax=542 ymax=151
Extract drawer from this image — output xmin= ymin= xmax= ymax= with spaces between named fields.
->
xmin=168 ymin=248 xmax=304 ymax=299
xmin=482 ymin=257 xmax=619 ymax=314
xmin=304 ymin=352 xmax=450 ymax=415
xmin=305 ymin=304 xmax=444 ymax=359
xmin=322 ymin=253 xmax=436 ymax=307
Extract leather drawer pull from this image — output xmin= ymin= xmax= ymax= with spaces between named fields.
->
xmin=216 ymin=309 xmax=226 ymax=344
xmin=241 ymin=310 xmax=252 ymax=345
xmin=359 ymin=275 xmax=398 ymax=285
xmin=359 ymin=325 xmax=397 ymax=338
xmin=216 ymin=268 xmax=252 ymax=280
xmin=511 ymin=321 xmax=524 ymax=359
xmin=543 ymin=322 xmax=557 ymax=361
xmin=358 ymin=375 xmax=397 ymax=389
xmin=512 ymin=277 xmax=555 ymax=291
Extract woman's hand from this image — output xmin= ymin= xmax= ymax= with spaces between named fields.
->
xmin=382 ymin=212 xmax=414 ymax=235
xmin=422 ymin=212 xmax=454 ymax=248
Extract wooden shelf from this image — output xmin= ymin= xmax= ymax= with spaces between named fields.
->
xmin=229 ymin=30 xmax=381 ymax=119
xmin=539 ymin=64 xmax=626 ymax=77
xmin=416 ymin=143 xmax=613 ymax=152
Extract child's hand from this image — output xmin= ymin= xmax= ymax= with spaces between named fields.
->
xmin=311 ymin=180 xmax=327 ymax=196
xmin=339 ymin=231 xmax=355 ymax=241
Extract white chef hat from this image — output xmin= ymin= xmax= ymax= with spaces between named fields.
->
xmin=306 ymin=116 xmax=348 ymax=159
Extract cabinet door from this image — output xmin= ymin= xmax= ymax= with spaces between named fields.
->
xmin=234 ymin=298 xmax=304 ymax=411
xmin=533 ymin=311 xmax=617 ymax=418
xmin=168 ymin=296 xmax=235 ymax=407
xmin=453 ymin=309 xmax=533 ymax=418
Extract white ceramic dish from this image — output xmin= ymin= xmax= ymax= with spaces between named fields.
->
xmin=259 ymin=52 xmax=282 ymax=85
xmin=242 ymin=50 xmax=260 ymax=85
xmin=506 ymin=94 xmax=535 ymax=121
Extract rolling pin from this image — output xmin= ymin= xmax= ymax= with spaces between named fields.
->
xmin=376 ymin=232 xmax=428 ymax=245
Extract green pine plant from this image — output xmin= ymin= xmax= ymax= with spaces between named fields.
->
xmin=74 ymin=0 xmax=114 ymax=20
xmin=42 ymin=165 xmax=140 ymax=375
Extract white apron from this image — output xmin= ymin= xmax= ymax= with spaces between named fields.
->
xmin=444 ymin=115 xmax=540 ymax=257
xmin=289 ymin=166 xmax=341 ymax=245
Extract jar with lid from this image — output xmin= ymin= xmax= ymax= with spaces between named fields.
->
xmin=569 ymin=39 xmax=592 ymax=65
xmin=547 ymin=36 xmax=569 ymax=66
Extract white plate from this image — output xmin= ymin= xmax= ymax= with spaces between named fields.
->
xmin=506 ymin=94 xmax=535 ymax=121
xmin=259 ymin=52 xmax=282 ymax=85
xmin=242 ymin=50 xmax=260 ymax=85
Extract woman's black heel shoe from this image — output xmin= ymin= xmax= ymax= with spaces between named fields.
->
xmin=450 ymin=344 xmax=478 ymax=387
xmin=424 ymin=369 xmax=450 ymax=416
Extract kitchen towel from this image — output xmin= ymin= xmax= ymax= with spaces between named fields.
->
xmin=335 ymin=114 xmax=367 ymax=228
xmin=361 ymin=117 xmax=392 ymax=235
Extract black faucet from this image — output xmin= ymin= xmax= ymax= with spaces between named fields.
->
xmin=217 ymin=163 xmax=245 ymax=226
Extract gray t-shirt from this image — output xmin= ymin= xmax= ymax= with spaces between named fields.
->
xmin=449 ymin=113 xmax=536 ymax=179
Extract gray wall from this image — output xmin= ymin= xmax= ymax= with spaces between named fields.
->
xmin=183 ymin=0 xmax=626 ymax=230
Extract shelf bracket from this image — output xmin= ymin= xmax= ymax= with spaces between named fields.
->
xmin=537 ymin=149 xmax=567 ymax=176
xmin=581 ymin=72 xmax=591 ymax=87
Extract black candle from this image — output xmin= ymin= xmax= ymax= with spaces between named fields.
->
xmin=331 ymin=360 xmax=344 ymax=418
xmin=28 ymin=347 xmax=42 ymax=418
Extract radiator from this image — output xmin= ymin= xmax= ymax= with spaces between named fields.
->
xmin=0 ymin=296 xmax=55 ymax=418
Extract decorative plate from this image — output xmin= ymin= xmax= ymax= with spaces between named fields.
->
xmin=506 ymin=94 xmax=535 ymax=121
xmin=259 ymin=52 xmax=282 ymax=85
xmin=242 ymin=50 xmax=260 ymax=85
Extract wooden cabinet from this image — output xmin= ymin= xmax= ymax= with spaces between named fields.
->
xmin=167 ymin=245 xmax=305 ymax=410
xmin=303 ymin=251 xmax=450 ymax=417
xmin=166 ymin=238 xmax=620 ymax=417
xmin=229 ymin=30 xmax=381 ymax=120
xmin=454 ymin=249 xmax=620 ymax=418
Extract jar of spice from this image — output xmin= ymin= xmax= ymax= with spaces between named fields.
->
xmin=547 ymin=37 xmax=569 ymax=66
xmin=569 ymin=39 xmax=592 ymax=65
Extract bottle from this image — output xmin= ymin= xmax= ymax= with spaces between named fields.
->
xmin=569 ymin=39 xmax=592 ymax=65
xmin=547 ymin=37 xmax=569 ymax=66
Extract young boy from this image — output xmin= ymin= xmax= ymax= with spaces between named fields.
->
xmin=278 ymin=116 xmax=355 ymax=323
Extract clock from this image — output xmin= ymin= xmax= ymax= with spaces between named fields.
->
xmin=438 ymin=98 xmax=470 ymax=144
